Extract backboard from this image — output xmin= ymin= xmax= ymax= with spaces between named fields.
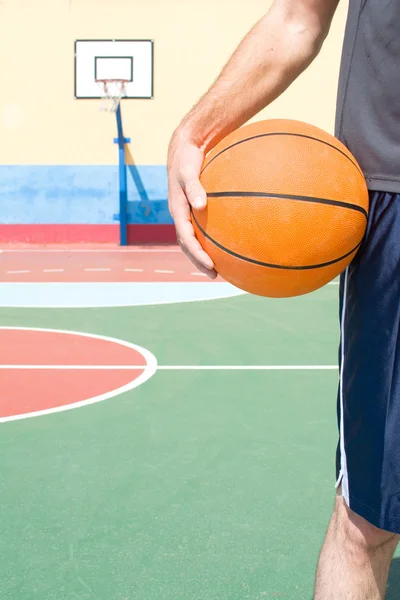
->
xmin=74 ymin=39 xmax=154 ymax=99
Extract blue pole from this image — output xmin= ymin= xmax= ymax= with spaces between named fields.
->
xmin=114 ymin=104 xmax=130 ymax=246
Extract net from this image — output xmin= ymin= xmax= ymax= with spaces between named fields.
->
xmin=96 ymin=79 xmax=128 ymax=112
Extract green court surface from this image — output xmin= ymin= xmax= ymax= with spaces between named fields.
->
xmin=1 ymin=287 xmax=400 ymax=599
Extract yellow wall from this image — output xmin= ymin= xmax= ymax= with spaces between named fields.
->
xmin=0 ymin=0 xmax=348 ymax=165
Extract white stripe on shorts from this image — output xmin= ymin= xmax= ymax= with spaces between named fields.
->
xmin=336 ymin=267 xmax=350 ymax=505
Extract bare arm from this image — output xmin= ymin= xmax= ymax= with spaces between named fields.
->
xmin=177 ymin=0 xmax=339 ymax=152
xmin=168 ymin=0 xmax=340 ymax=276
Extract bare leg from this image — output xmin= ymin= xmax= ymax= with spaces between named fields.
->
xmin=314 ymin=489 xmax=399 ymax=599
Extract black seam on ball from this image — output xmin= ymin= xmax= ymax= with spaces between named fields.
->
xmin=200 ymin=132 xmax=364 ymax=177
xmin=206 ymin=191 xmax=368 ymax=220
xmin=190 ymin=208 xmax=363 ymax=271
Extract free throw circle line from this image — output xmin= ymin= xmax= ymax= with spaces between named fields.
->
xmin=0 ymin=327 xmax=157 ymax=423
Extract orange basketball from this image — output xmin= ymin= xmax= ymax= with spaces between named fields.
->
xmin=191 ymin=119 xmax=369 ymax=298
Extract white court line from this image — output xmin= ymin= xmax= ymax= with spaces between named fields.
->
xmin=158 ymin=365 xmax=338 ymax=370
xmin=42 ymin=269 xmax=65 ymax=273
xmin=1 ymin=365 xmax=147 ymax=370
xmin=154 ymin=269 xmax=175 ymax=274
xmin=0 ymin=364 xmax=338 ymax=370
xmin=6 ymin=270 xmax=30 ymax=274
xmin=124 ymin=268 xmax=144 ymax=272
xmin=84 ymin=268 xmax=111 ymax=272
xmin=191 ymin=272 xmax=207 ymax=277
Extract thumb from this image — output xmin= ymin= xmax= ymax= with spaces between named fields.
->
xmin=182 ymin=174 xmax=207 ymax=211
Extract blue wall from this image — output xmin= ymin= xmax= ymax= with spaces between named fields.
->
xmin=0 ymin=165 xmax=171 ymax=225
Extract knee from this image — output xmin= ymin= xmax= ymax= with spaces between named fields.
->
xmin=335 ymin=496 xmax=398 ymax=553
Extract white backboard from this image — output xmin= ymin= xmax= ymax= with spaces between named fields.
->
xmin=75 ymin=39 xmax=154 ymax=99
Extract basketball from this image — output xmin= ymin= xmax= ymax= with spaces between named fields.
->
xmin=191 ymin=119 xmax=369 ymax=298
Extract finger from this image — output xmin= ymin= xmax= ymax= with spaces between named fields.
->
xmin=176 ymin=217 xmax=217 ymax=276
xmin=179 ymin=167 xmax=207 ymax=211
xmin=172 ymin=194 xmax=216 ymax=275
xmin=180 ymin=244 xmax=218 ymax=279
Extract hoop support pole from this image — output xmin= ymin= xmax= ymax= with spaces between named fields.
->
xmin=113 ymin=104 xmax=131 ymax=246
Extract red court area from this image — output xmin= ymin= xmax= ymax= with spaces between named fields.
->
xmin=0 ymin=328 xmax=154 ymax=421
xmin=0 ymin=246 xmax=219 ymax=282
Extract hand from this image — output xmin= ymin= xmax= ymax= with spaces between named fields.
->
xmin=167 ymin=132 xmax=217 ymax=279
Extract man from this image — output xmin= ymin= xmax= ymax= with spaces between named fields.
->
xmin=167 ymin=0 xmax=400 ymax=597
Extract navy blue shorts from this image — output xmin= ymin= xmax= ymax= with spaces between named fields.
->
xmin=336 ymin=190 xmax=400 ymax=534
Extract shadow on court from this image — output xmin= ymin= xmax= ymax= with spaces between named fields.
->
xmin=387 ymin=556 xmax=400 ymax=599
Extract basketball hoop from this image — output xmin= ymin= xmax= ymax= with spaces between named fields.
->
xmin=96 ymin=79 xmax=128 ymax=112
